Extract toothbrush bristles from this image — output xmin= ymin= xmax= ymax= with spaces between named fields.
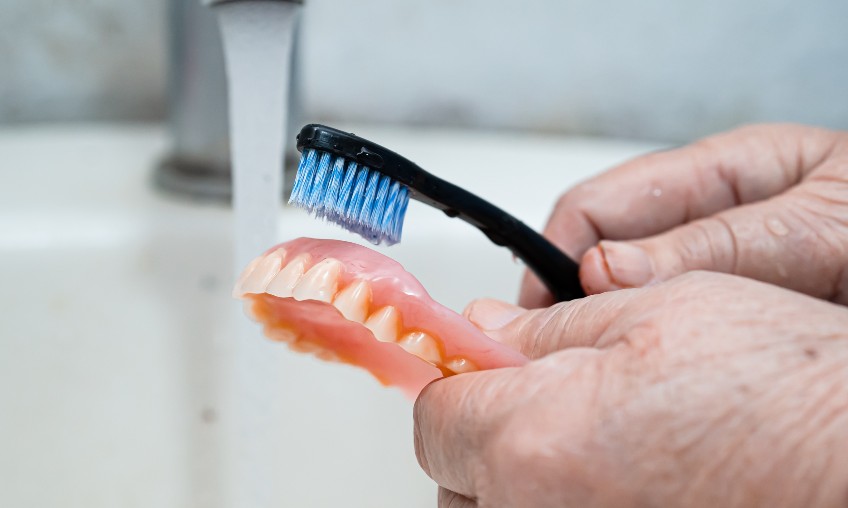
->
xmin=289 ymin=148 xmax=410 ymax=245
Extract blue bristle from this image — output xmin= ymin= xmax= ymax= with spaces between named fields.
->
xmin=333 ymin=161 xmax=358 ymax=219
xmin=346 ymin=167 xmax=369 ymax=225
xmin=288 ymin=149 xmax=411 ymax=245
xmin=370 ymin=175 xmax=391 ymax=227
xmin=393 ymin=187 xmax=410 ymax=240
xmin=289 ymin=149 xmax=319 ymax=204
xmin=320 ymin=156 xmax=346 ymax=220
xmin=358 ymin=171 xmax=381 ymax=225
xmin=381 ymin=182 xmax=401 ymax=233
xmin=306 ymin=151 xmax=333 ymax=209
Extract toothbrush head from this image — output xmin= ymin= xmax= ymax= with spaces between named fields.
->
xmin=289 ymin=146 xmax=411 ymax=245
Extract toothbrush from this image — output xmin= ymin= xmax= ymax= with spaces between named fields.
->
xmin=288 ymin=124 xmax=585 ymax=302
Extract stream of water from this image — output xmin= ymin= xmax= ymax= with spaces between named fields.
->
xmin=216 ymin=2 xmax=300 ymax=505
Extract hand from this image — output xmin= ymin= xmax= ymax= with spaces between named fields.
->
xmin=520 ymin=124 xmax=848 ymax=307
xmin=415 ymin=272 xmax=848 ymax=507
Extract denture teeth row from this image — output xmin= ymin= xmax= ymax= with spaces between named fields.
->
xmin=235 ymin=248 xmax=476 ymax=374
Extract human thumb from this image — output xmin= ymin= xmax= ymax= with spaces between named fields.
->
xmin=463 ymin=298 xmax=527 ymax=333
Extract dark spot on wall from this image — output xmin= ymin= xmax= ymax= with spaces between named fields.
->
xmin=199 ymin=274 xmax=219 ymax=292
xmin=201 ymin=406 xmax=217 ymax=424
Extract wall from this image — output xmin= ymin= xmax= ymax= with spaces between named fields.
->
xmin=0 ymin=0 xmax=166 ymax=123
xmin=2 ymin=0 xmax=846 ymax=141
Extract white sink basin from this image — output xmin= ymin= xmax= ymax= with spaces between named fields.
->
xmin=0 ymin=123 xmax=659 ymax=507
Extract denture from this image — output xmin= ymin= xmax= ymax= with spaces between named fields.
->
xmin=233 ymin=237 xmax=528 ymax=397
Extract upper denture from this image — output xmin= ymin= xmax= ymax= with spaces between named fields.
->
xmin=234 ymin=237 xmax=528 ymax=397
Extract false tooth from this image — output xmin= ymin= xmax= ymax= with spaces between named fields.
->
xmin=398 ymin=331 xmax=442 ymax=365
xmin=292 ymin=258 xmax=343 ymax=302
xmin=233 ymin=255 xmax=263 ymax=297
xmin=267 ymin=254 xmax=309 ymax=298
xmin=445 ymin=357 xmax=478 ymax=374
xmin=240 ymin=248 xmax=286 ymax=294
xmin=364 ymin=306 xmax=400 ymax=342
xmin=332 ymin=279 xmax=371 ymax=323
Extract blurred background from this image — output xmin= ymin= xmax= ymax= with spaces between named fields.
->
xmin=2 ymin=1 xmax=847 ymax=507
xmin=2 ymin=0 xmax=846 ymax=138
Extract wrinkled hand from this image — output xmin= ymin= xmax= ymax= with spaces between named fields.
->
xmin=520 ymin=124 xmax=848 ymax=307
xmin=415 ymin=273 xmax=848 ymax=507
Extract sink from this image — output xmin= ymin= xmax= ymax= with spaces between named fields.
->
xmin=0 ymin=123 xmax=659 ymax=507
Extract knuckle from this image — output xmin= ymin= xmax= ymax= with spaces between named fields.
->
xmin=788 ymin=191 xmax=848 ymax=252
xmin=682 ymin=216 xmax=740 ymax=274
xmin=552 ymin=185 xmax=590 ymax=218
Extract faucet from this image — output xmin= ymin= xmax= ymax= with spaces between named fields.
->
xmin=155 ymin=0 xmax=303 ymax=202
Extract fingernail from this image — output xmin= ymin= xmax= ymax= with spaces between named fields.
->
xmin=599 ymin=241 xmax=655 ymax=288
xmin=464 ymin=299 xmax=526 ymax=331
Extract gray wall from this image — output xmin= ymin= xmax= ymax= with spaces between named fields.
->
xmin=2 ymin=0 xmax=846 ymax=141
xmin=0 ymin=0 xmax=166 ymax=123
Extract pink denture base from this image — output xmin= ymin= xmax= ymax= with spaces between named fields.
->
xmin=236 ymin=238 xmax=529 ymax=397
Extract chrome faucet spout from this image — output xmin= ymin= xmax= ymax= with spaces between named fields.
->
xmin=155 ymin=0 xmax=303 ymax=202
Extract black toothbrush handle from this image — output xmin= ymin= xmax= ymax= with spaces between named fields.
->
xmin=408 ymin=177 xmax=585 ymax=302
xmin=297 ymin=124 xmax=586 ymax=302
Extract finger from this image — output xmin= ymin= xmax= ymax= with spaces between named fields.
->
xmin=519 ymin=124 xmax=840 ymax=307
xmin=417 ymin=288 xmax=675 ymax=497
xmin=439 ymin=487 xmax=476 ymax=508
xmin=466 ymin=286 xmax=648 ymax=361
xmin=580 ymin=182 xmax=848 ymax=302
xmin=495 ymin=288 xmax=643 ymax=358
xmin=547 ymin=124 xmax=836 ymax=254
xmin=415 ymin=348 xmax=603 ymax=498
xmin=414 ymin=369 xmax=520 ymax=497
xmin=463 ymin=299 xmax=527 ymax=333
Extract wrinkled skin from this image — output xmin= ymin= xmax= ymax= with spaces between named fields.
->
xmin=520 ymin=123 xmax=848 ymax=307
xmin=416 ymin=273 xmax=848 ymax=507
xmin=414 ymin=124 xmax=848 ymax=507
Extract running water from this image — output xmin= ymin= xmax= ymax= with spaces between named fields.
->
xmin=219 ymin=2 xmax=298 ymax=275
xmin=216 ymin=1 xmax=300 ymax=506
